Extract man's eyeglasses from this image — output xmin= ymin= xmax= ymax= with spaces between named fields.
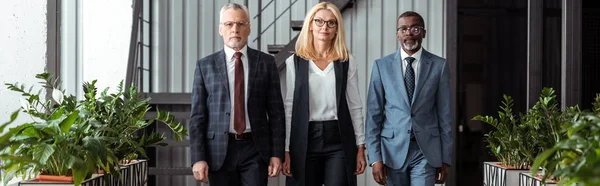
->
xmin=313 ymin=18 xmax=337 ymax=28
xmin=221 ymin=21 xmax=249 ymax=29
xmin=397 ymin=26 xmax=424 ymax=35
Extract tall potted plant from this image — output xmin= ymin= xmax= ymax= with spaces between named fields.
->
xmin=79 ymin=79 xmax=186 ymax=163
xmin=529 ymin=94 xmax=600 ymax=185
xmin=0 ymin=73 xmax=187 ymax=186
xmin=473 ymin=88 xmax=571 ymax=186
xmin=77 ymin=79 xmax=186 ymax=186
xmin=0 ymin=73 xmax=117 ymax=185
xmin=473 ymin=95 xmax=531 ymax=186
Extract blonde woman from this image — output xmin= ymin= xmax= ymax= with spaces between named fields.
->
xmin=281 ymin=2 xmax=366 ymax=186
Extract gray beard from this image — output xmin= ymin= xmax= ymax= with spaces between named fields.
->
xmin=403 ymin=40 xmax=420 ymax=51
xmin=227 ymin=40 xmax=246 ymax=49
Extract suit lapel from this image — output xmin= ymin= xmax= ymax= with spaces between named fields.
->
xmin=391 ymin=50 xmax=411 ymax=107
xmin=413 ymin=50 xmax=432 ymax=104
xmin=215 ymin=50 xmax=230 ymax=97
xmin=246 ymin=47 xmax=259 ymax=98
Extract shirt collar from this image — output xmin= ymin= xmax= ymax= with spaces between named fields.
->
xmin=400 ymin=46 xmax=423 ymax=63
xmin=224 ymin=45 xmax=248 ymax=61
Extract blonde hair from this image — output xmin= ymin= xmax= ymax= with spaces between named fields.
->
xmin=295 ymin=2 xmax=349 ymax=61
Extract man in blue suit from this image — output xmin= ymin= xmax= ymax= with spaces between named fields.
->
xmin=366 ymin=11 xmax=453 ymax=186
xmin=189 ymin=3 xmax=285 ymax=186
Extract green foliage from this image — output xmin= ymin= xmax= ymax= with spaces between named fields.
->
xmin=472 ymin=88 xmax=570 ymax=171
xmin=80 ymin=80 xmax=187 ymax=162
xmin=520 ymin=88 xmax=578 ymax=178
xmin=532 ymin=93 xmax=600 ymax=185
xmin=472 ymin=95 xmax=529 ymax=168
xmin=0 ymin=72 xmax=188 ymax=186
xmin=0 ymin=73 xmax=112 ymax=186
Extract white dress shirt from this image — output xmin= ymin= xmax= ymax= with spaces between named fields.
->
xmin=284 ymin=55 xmax=365 ymax=151
xmin=224 ymin=45 xmax=251 ymax=133
xmin=400 ymin=47 xmax=423 ymax=82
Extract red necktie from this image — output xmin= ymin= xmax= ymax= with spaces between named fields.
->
xmin=233 ymin=52 xmax=246 ymax=134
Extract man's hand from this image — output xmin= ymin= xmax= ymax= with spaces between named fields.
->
xmin=354 ymin=146 xmax=366 ymax=175
xmin=372 ymin=161 xmax=387 ymax=185
xmin=435 ymin=163 xmax=449 ymax=184
xmin=268 ymin=157 xmax=282 ymax=177
xmin=282 ymin=152 xmax=292 ymax=177
xmin=192 ymin=161 xmax=209 ymax=183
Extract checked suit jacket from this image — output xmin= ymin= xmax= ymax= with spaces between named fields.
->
xmin=189 ymin=47 xmax=285 ymax=171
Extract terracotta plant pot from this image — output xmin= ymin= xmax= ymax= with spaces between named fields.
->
xmin=35 ymin=174 xmax=74 ymax=182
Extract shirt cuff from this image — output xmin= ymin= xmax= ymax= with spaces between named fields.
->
xmin=370 ymin=161 xmax=382 ymax=167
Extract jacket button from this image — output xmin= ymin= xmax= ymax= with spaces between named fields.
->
xmin=226 ymin=113 xmax=230 ymax=116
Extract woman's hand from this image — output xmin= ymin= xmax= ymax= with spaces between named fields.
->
xmin=355 ymin=145 xmax=366 ymax=175
xmin=282 ymin=151 xmax=293 ymax=177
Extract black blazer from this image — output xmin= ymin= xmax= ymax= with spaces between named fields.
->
xmin=288 ymin=55 xmax=358 ymax=186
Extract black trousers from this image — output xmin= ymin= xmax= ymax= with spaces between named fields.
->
xmin=209 ymin=136 xmax=267 ymax=186
xmin=290 ymin=120 xmax=349 ymax=186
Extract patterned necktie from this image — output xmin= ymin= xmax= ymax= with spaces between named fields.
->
xmin=233 ymin=52 xmax=246 ymax=134
xmin=404 ymin=57 xmax=416 ymax=106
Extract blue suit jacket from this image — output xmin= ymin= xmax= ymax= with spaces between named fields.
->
xmin=189 ymin=47 xmax=285 ymax=171
xmin=365 ymin=49 xmax=453 ymax=169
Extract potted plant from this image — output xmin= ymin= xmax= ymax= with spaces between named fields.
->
xmin=79 ymin=78 xmax=186 ymax=161
xmin=0 ymin=73 xmax=187 ymax=186
xmin=517 ymin=89 xmax=581 ymax=186
xmin=474 ymin=88 xmax=571 ymax=186
xmin=529 ymin=94 xmax=600 ymax=186
xmin=77 ymin=78 xmax=185 ymax=186
xmin=473 ymin=94 xmax=531 ymax=186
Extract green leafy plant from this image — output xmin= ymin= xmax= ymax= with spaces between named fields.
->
xmin=520 ymin=88 xmax=577 ymax=178
xmin=473 ymin=88 xmax=571 ymax=170
xmin=532 ymin=93 xmax=600 ymax=185
xmin=80 ymin=80 xmax=186 ymax=163
xmin=0 ymin=73 xmax=116 ymax=185
xmin=0 ymin=73 xmax=187 ymax=186
xmin=472 ymin=95 xmax=529 ymax=168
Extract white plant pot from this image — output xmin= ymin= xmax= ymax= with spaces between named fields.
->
xmin=98 ymin=159 xmax=148 ymax=186
xmin=518 ymin=172 xmax=577 ymax=186
xmin=483 ymin=162 xmax=529 ymax=186
xmin=519 ymin=172 xmax=557 ymax=186
xmin=124 ymin=159 xmax=148 ymax=186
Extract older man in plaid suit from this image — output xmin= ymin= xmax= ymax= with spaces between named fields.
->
xmin=189 ymin=3 xmax=285 ymax=186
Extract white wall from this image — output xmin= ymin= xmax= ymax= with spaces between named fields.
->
xmin=0 ymin=1 xmax=47 ymax=185
xmin=81 ymin=0 xmax=132 ymax=93
xmin=0 ymin=0 xmax=47 ymax=133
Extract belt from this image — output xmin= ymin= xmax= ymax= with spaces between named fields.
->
xmin=309 ymin=120 xmax=337 ymax=125
xmin=228 ymin=133 xmax=253 ymax=141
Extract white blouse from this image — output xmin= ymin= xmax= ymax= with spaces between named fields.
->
xmin=284 ymin=55 xmax=365 ymax=151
